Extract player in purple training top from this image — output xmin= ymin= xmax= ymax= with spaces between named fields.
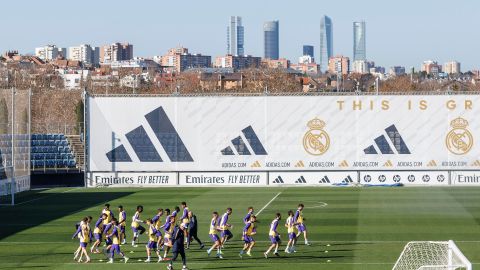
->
xmin=145 ymin=218 xmax=162 ymax=262
xmin=206 ymin=211 xmax=223 ymax=259
xmin=264 ymin=213 xmax=281 ymax=258
xmin=76 ymin=217 xmax=91 ymax=263
xmin=73 ymin=216 xmax=89 ymax=262
xmin=180 ymin=202 xmax=190 ymax=244
xmin=219 ymin=208 xmax=233 ymax=248
xmin=243 ymin=207 xmax=254 ymax=224
xmin=162 ymin=215 xmax=175 ymax=260
xmin=90 ymin=213 xmax=107 ymax=254
xmin=131 ymin=205 xmax=145 ymax=247
xmin=285 ymin=210 xmax=297 ymax=253
xmin=106 ymin=218 xmax=129 ymax=264
xmin=151 ymin=208 xmax=164 ymax=251
xmin=239 ymin=215 xmax=257 ymax=258
xmin=294 ymin=203 xmax=310 ymax=245
xmin=118 ymin=205 xmax=127 ymax=244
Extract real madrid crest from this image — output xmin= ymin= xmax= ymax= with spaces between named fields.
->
xmin=446 ymin=117 xmax=473 ymax=155
xmin=303 ymin=118 xmax=330 ymax=155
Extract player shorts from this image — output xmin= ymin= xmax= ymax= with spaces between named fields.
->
xmin=297 ymin=224 xmax=307 ymax=233
xmin=221 ymin=230 xmax=233 ymax=238
xmin=270 ymin=235 xmax=281 ymax=244
xmin=120 ymin=225 xmax=125 ymax=233
xmin=147 ymin=241 xmax=157 ymax=249
xmin=80 ymin=242 xmax=88 ymax=248
xmin=94 ymin=233 xmax=102 ymax=241
xmin=111 ymin=244 xmax=121 ymax=254
xmin=209 ymin=234 xmax=220 ymax=243
xmin=155 ymin=231 xmax=163 ymax=238
xmin=243 ymin=236 xmax=254 ymax=243
xmin=288 ymin=232 xmax=297 ymax=240
xmin=132 ymin=225 xmax=145 ymax=233
xmin=181 ymin=223 xmax=189 ymax=230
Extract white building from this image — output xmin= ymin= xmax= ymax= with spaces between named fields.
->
xmin=443 ymin=61 xmax=461 ymax=74
xmin=59 ymin=70 xmax=89 ymax=90
xmin=352 ymin=60 xmax=369 ymax=74
xmin=68 ymin=44 xmax=100 ymax=66
xmin=35 ymin=45 xmax=60 ymax=61
xmin=298 ymin=55 xmax=314 ymax=64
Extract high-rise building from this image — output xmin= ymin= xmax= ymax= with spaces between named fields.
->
xmin=443 ymin=61 xmax=461 ymax=74
xmin=421 ymin=60 xmax=442 ymax=76
xmin=389 ymin=66 xmax=406 ymax=76
xmin=352 ymin=60 xmax=369 ymax=74
xmin=215 ymin=54 xmax=261 ymax=70
xmin=328 ymin=55 xmax=350 ymax=75
xmin=68 ymin=44 xmax=100 ymax=66
xmin=319 ymin=16 xmax=333 ymax=72
xmin=35 ymin=45 xmax=60 ymax=61
xmin=100 ymin=42 xmax=133 ymax=63
xmin=264 ymin=20 xmax=279 ymax=60
xmin=303 ymin=45 xmax=314 ymax=58
xmin=161 ymin=47 xmax=211 ymax=72
xmin=227 ymin=16 xmax=244 ymax=56
xmin=353 ymin=21 xmax=366 ymax=61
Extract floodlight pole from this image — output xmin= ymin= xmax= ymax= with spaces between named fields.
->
xmin=10 ymin=86 xmax=15 ymax=205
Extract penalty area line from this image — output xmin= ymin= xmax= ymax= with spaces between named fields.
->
xmin=256 ymin=192 xmax=282 ymax=216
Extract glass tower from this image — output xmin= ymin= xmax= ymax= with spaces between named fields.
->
xmin=353 ymin=21 xmax=366 ymax=61
xmin=264 ymin=20 xmax=279 ymax=60
xmin=303 ymin=45 xmax=314 ymax=58
xmin=319 ymin=16 xmax=333 ymax=72
xmin=227 ymin=16 xmax=244 ymax=56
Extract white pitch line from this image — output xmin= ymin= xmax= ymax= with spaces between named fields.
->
xmin=14 ymin=187 xmax=78 ymax=206
xmin=256 ymin=192 xmax=282 ymax=216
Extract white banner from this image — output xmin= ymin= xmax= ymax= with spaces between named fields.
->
xmin=179 ymin=172 xmax=267 ymax=186
xmin=270 ymin=171 xmax=357 ymax=185
xmin=451 ymin=171 xmax=480 ymax=186
xmin=359 ymin=171 xmax=449 ymax=185
xmin=88 ymin=95 xmax=480 ymax=172
xmin=0 ymin=176 xmax=31 ymax=196
xmin=87 ymin=172 xmax=177 ymax=187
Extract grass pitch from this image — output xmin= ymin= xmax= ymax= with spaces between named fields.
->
xmin=1 ymin=187 xmax=480 ymax=270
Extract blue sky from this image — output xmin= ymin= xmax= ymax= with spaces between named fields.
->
xmin=1 ymin=0 xmax=478 ymax=70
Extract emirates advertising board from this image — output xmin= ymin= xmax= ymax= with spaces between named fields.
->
xmin=87 ymin=95 xmax=480 ymax=174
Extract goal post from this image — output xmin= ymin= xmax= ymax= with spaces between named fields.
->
xmin=393 ymin=241 xmax=472 ymax=270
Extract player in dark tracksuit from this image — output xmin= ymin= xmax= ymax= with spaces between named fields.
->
xmin=187 ymin=211 xmax=204 ymax=249
xmin=168 ymin=224 xmax=188 ymax=270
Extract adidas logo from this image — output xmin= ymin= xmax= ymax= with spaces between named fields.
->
xmin=319 ymin=176 xmax=330 ymax=183
xmin=364 ymin=124 xmax=411 ymax=155
xmin=106 ymin=106 xmax=193 ymax=162
xmin=272 ymin=176 xmax=284 ymax=184
xmin=295 ymin=176 xmax=307 ymax=184
xmin=383 ymin=160 xmax=393 ymax=167
xmin=472 ymin=160 xmax=480 ymax=166
xmin=342 ymin=175 xmax=354 ymax=184
xmin=427 ymin=160 xmax=437 ymax=167
xmin=221 ymin=126 xmax=268 ymax=156
xmin=294 ymin=160 xmax=305 ymax=167
xmin=339 ymin=160 xmax=349 ymax=167
xmin=251 ymin=160 xmax=261 ymax=168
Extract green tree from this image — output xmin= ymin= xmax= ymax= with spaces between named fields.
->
xmin=0 ymin=98 xmax=9 ymax=134
xmin=74 ymin=100 xmax=84 ymax=135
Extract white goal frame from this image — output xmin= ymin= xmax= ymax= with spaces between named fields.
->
xmin=393 ymin=240 xmax=472 ymax=270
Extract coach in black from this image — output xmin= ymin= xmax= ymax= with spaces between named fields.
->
xmin=187 ymin=210 xmax=204 ymax=249
xmin=168 ymin=224 xmax=188 ymax=270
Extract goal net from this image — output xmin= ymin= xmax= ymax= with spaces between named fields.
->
xmin=392 ymin=241 xmax=472 ymax=270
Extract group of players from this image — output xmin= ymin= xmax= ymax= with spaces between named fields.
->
xmin=72 ymin=201 xmax=310 ymax=269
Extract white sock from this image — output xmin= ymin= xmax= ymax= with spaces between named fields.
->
xmin=208 ymin=247 xmax=213 ymax=253
xmin=274 ymin=247 xmax=278 ymax=253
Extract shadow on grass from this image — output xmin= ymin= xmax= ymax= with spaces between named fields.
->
xmin=0 ymin=189 xmax=133 ymax=240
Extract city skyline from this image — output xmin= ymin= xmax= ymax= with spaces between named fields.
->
xmin=0 ymin=0 xmax=478 ymax=70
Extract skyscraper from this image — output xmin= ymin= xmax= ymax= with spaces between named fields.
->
xmin=319 ymin=16 xmax=333 ymax=72
xmin=264 ymin=20 xmax=279 ymax=60
xmin=353 ymin=21 xmax=366 ymax=61
xmin=227 ymin=16 xmax=244 ymax=56
xmin=303 ymin=45 xmax=314 ymax=58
